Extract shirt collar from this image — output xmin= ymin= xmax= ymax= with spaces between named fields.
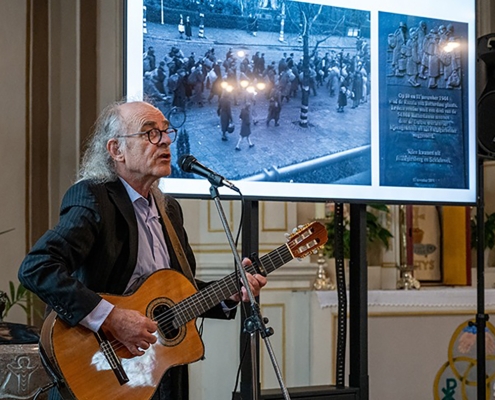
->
xmin=119 ymin=177 xmax=145 ymax=204
xmin=119 ymin=178 xmax=160 ymax=219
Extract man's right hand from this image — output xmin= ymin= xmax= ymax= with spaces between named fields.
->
xmin=101 ymin=307 xmax=157 ymax=356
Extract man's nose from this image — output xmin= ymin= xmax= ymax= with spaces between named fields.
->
xmin=157 ymin=132 xmax=171 ymax=146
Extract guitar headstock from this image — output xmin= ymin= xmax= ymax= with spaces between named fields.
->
xmin=287 ymin=222 xmax=328 ymax=259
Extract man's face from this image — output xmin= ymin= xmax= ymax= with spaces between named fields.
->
xmin=115 ymin=102 xmax=172 ymax=182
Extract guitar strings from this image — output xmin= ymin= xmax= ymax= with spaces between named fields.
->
xmin=148 ymin=244 xmax=293 ymax=329
xmin=103 ymin=239 xmax=302 ymax=358
xmin=102 ymin=241 xmax=300 ymax=355
xmin=103 ymin=244 xmax=296 ymax=355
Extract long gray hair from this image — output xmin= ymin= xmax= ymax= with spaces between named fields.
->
xmin=77 ymin=101 xmax=127 ymax=182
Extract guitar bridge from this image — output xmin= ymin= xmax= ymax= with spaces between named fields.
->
xmin=95 ymin=329 xmax=129 ymax=385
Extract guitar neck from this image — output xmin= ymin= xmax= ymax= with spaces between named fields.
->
xmin=172 ymin=243 xmax=293 ymax=327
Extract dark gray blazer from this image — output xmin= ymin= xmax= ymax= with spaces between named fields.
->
xmin=19 ymin=178 xmax=233 ymax=324
xmin=19 ymin=179 xmax=236 ymax=400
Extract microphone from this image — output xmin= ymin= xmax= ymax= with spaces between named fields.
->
xmin=178 ymin=154 xmax=239 ymax=192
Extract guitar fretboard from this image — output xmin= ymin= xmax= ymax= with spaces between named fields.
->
xmin=171 ymin=243 xmax=293 ymax=327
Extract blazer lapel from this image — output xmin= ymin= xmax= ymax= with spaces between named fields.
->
xmin=106 ymin=180 xmax=139 ymax=293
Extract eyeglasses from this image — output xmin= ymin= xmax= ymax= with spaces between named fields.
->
xmin=117 ymin=127 xmax=177 ymax=144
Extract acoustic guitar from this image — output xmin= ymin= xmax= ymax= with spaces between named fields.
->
xmin=40 ymin=221 xmax=327 ymax=400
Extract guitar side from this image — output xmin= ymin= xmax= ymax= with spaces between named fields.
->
xmin=41 ymin=269 xmax=205 ymax=400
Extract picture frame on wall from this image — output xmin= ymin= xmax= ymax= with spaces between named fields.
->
xmin=411 ymin=205 xmax=471 ymax=285
xmin=412 ymin=205 xmax=443 ymax=283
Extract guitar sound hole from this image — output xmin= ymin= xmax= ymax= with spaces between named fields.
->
xmin=152 ymin=304 xmax=179 ymax=340
xmin=147 ymin=297 xmax=186 ymax=346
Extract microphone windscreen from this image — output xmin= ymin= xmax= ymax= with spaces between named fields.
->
xmin=178 ymin=154 xmax=195 ymax=172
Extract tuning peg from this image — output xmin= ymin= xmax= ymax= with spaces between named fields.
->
xmin=284 ymin=232 xmax=291 ymax=239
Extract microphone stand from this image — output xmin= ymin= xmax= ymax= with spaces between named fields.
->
xmin=208 ymin=184 xmax=291 ymax=400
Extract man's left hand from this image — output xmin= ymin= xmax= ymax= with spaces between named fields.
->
xmin=229 ymin=258 xmax=267 ymax=302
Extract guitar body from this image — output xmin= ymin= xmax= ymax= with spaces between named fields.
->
xmin=41 ymin=269 xmax=204 ymax=400
xmin=39 ymin=221 xmax=328 ymax=400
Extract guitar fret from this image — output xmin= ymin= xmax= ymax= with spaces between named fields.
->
xmin=259 ymin=247 xmax=280 ymax=274
xmin=263 ymin=250 xmax=280 ymax=274
xmin=176 ymin=281 xmax=230 ymax=326
xmin=267 ymin=256 xmax=277 ymax=272
xmin=173 ymin=304 xmax=189 ymax=327
xmin=275 ymin=248 xmax=286 ymax=267
xmin=281 ymin=246 xmax=294 ymax=264
xmin=176 ymin=267 xmax=270 ymax=326
xmin=174 ymin=272 xmax=235 ymax=325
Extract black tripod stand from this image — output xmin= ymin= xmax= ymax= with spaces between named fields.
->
xmin=208 ymin=189 xmax=291 ymax=400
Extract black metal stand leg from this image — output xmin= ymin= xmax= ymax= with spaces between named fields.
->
xmin=349 ymin=204 xmax=368 ymax=400
xmin=476 ymin=157 xmax=488 ymax=399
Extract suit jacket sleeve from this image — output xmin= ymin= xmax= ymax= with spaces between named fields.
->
xmin=18 ymin=179 xmax=140 ymax=326
xmin=18 ymin=181 xmax=107 ymax=326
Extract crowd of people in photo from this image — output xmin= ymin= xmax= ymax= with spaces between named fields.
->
xmin=142 ymin=34 xmax=371 ymax=146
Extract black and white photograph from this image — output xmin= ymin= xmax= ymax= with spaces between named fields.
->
xmin=139 ymin=0 xmax=371 ymax=191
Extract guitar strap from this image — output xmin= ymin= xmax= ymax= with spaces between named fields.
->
xmin=152 ymin=187 xmax=198 ymax=290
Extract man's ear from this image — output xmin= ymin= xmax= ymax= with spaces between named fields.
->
xmin=107 ymin=139 xmax=124 ymax=161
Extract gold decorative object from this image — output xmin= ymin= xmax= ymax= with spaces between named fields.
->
xmin=396 ymin=264 xmax=420 ymax=290
xmin=396 ymin=205 xmax=420 ymax=290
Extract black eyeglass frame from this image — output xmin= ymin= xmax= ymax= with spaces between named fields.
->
xmin=116 ymin=127 xmax=177 ymax=144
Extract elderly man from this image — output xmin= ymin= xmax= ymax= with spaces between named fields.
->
xmin=18 ymin=101 xmax=266 ymax=400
